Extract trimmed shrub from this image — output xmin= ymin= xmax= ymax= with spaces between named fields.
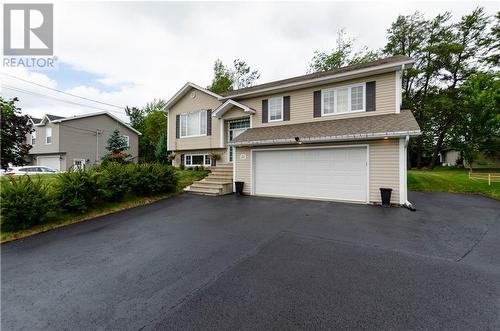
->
xmin=128 ymin=163 xmax=177 ymax=196
xmin=56 ymin=168 xmax=103 ymax=213
xmin=100 ymin=162 xmax=130 ymax=201
xmin=1 ymin=176 xmax=55 ymax=231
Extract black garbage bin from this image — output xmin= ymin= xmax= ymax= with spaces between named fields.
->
xmin=380 ymin=188 xmax=392 ymax=207
xmin=235 ymin=181 xmax=244 ymax=195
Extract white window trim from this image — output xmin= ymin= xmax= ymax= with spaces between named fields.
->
xmin=268 ymin=96 xmax=284 ymax=122
xmin=321 ymin=82 xmax=366 ymax=116
xmin=179 ymin=110 xmax=208 ymax=138
xmin=184 ymin=154 xmax=211 ymax=166
xmin=31 ymin=131 xmax=36 ymax=145
xmin=45 ymin=127 xmax=52 ymax=144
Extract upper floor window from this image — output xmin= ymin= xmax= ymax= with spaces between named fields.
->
xmin=268 ymin=97 xmax=283 ymax=122
xmin=322 ymin=83 xmax=365 ymax=115
xmin=180 ymin=110 xmax=207 ymax=138
xmin=45 ymin=127 xmax=52 ymax=144
xmin=31 ymin=131 xmax=36 ymax=145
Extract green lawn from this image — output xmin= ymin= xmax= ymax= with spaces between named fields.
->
xmin=408 ymin=167 xmax=500 ymax=200
xmin=1 ymin=169 xmax=208 ymax=243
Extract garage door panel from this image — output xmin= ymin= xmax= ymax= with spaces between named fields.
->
xmin=254 ymin=147 xmax=367 ymax=202
xmin=37 ymin=156 xmax=61 ymax=171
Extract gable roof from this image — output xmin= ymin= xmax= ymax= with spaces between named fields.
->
xmin=222 ymin=55 xmax=413 ymax=99
xmin=49 ymin=111 xmax=142 ymax=135
xmin=164 ymin=82 xmax=222 ymax=111
xmin=46 ymin=114 xmax=66 ymax=121
xmin=212 ymin=99 xmax=256 ymax=118
xmin=229 ymin=109 xmax=420 ymax=147
xmin=29 ymin=116 xmax=42 ymax=124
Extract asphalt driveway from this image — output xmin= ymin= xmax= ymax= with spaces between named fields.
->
xmin=2 ymin=192 xmax=499 ymax=330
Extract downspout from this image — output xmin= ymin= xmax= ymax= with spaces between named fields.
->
xmin=403 ymin=135 xmax=416 ymax=211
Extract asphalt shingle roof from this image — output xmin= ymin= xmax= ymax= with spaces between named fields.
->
xmin=230 ymin=109 xmax=420 ymax=146
xmin=222 ymin=55 xmax=412 ymax=98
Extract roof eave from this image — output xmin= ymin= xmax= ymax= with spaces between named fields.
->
xmin=228 ymin=130 xmax=421 ymax=147
xmin=212 ymin=99 xmax=256 ymax=118
xmin=222 ymin=59 xmax=414 ymax=100
xmin=164 ymin=82 xmax=223 ymax=112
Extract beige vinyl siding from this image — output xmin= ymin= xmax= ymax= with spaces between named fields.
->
xmin=168 ymin=88 xmax=223 ymax=151
xmin=235 ymin=147 xmax=252 ymax=194
xmin=237 ymin=72 xmax=397 ymax=127
xmin=223 ymin=106 xmax=249 ymax=120
xmin=234 ymin=139 xmax=400 ymax=204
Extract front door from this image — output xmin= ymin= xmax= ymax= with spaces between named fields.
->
xmin=228 ymin=118 xmax=250 ymax=162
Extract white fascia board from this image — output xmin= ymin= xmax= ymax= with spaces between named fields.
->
xmin=221 ymin=60 xmax=414 ymax=100
xmin=228 ymin=130 xmax=422 ymax=147
xmin=164 ymin=82 xmax=223 ymax=112
xmin=212 ymin=99 xmax=256 ymax=118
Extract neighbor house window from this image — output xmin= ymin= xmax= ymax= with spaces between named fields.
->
xmin=268 ymin=97 xmax=283 ymax=122
xmin=322 ymin=83 xmax=365 ymax=115
xmin=185 ymin=154 xmax=211 ymax=166
xmin=45 ymin=127 xmax=52 ymax=144
xmin=180 ymin=110 xmax=207 ymax=138
xmin=31 ymin=131 xmax=36 ymax=145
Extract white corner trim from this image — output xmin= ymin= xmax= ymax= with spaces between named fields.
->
xmin=219 ymin=120 xmax=225 ymax=148
xmin=395 ymin=71 xmax=401 ymax=114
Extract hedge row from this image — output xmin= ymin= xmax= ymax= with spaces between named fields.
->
xmin=0 ymin=163 xmax=177 ymax=231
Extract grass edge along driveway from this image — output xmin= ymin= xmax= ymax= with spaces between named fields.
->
xmin=408 ymin=167 xmax=499 ymax=200
xmin=0 ymin=169 xmax=207 ymax=243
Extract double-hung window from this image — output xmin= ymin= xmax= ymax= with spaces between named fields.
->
xmin=268 ymin=97 xmax=283 ymax=122
xmin=321 ymin=83 xmax=365 ymax=115
xmin=180 ymin=110 xmax=207 ymax=138
xmin=31 ymin=131 xmax=36 ymax=145
xmin=45 ymin=127 xmax=52 ymax=144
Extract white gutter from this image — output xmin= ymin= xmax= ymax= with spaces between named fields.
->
xmin=228 ymin=130 xmax=421 ymax=147
xmin=220 ymin=60 xmax=414 ymax=100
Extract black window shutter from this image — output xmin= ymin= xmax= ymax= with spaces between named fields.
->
xmin=180 ymin=154 xmax=185 ymax=166
xmin=176 ymin=114 xmax=180 ymax=138
xmin=366 ymin=81 xmax=376 ymax=112
xmin=313 ymin=90 xmax=322 ymax=117
xmin=262 ymin=99 xmax=268 ymax=123
xmin=283 ymin=96 xmax=290 ymax=121
xmin=206 ymin=109 xmax=212 ymax=136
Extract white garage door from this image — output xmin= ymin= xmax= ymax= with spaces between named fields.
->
xmin=254 ymin=147 xmax=368 ymax=202
xmin=37 ymin=156 xmax=61 ymax=171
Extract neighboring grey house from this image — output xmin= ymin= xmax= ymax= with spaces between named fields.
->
xmin=27 ymin=112 xmax=140 ymax=171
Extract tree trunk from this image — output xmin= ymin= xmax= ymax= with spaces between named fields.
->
xmin=416 ymin=137 xmax=423 ymax=169
xmin=429 ymin=131 xmax=446 ymax=169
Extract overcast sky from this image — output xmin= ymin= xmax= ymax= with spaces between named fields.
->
xmin=1 ymin=1 xmax=498 ymax=121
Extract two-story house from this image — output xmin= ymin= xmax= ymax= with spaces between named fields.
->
xmin=165 ymin=56 xmax=421 ymax=206
xmin=27 ymin=112 xmax=140 ymax=171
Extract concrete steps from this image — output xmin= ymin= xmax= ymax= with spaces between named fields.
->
xmin=184 ymin=164 xmax=233 ymax=196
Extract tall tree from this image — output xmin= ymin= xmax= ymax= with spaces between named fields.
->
xmin=0 ymin=97 xmax=33 ymax=167
xmin=428 ymin=7 xmax=491 ymax=168
xmin=208 ymin=59 xmax=260 ymax=93
xmin=308 ymin=29 xmax=380 ymax=72
xmin=154 ymin=131 xmax=168 ymax=163
xmin=449 ymin=73 xmax=500 ymax=169
xmin=232 ymin=59 xmax=261 ymax=89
